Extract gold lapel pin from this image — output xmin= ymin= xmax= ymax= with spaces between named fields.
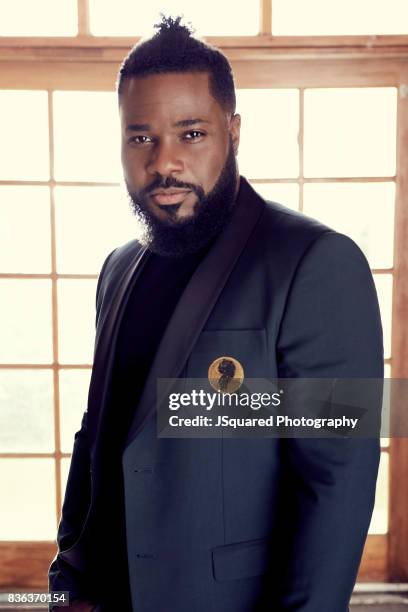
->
xmin=208 ymin=356 xmax=244 ymax=394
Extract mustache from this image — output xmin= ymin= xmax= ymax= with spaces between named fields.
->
xmin=142 ymin=175 xmax=204 ymax=198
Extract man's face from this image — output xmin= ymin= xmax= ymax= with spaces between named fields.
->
xmin=119 ymin=71 xmax=241 ymax=256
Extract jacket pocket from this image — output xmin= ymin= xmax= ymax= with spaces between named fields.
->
xmin=212 ymin=537 xmax=270 ymax=582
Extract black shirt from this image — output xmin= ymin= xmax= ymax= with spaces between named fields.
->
xmin=111 ymin=244 xmax=212 ymax=447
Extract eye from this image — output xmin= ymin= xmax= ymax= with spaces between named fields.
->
xmin=128 ymin=135 xmax=153 ymax=145
xmin=183 ymin=130 xmax=205 ymax=141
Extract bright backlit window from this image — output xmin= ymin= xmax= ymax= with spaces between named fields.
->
xmin=272 ymin=0 xmax=408 ymax=35
xmin=0 ymin=0 xmax=77 ymax=36
xmin=88 ymin=0 xmax=260 ymax=36
xmin=0 ymin=85 xmax=395 ymax=543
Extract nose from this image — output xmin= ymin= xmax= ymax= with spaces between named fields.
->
xmin=146 ymin=140 xmax=184 ymax=176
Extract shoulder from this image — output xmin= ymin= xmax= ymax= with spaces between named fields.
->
xmin=261 ymin=198 xmax=333 ymax=249
xmin=247 ymin=184 xmax=367 ymax=269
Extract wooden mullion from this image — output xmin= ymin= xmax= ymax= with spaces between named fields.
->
xmin=0 ymin=453 xmax=71 ymax=459
xmin=249 ymin=177 xmax=396 ymax=183
xmin=0 ymin=58 xmax=406 ymax=91
xmin=77 ymin=0 xmax=90 ymax=37
xmin=259 ymin=0 xmax=272 ymax=36
xmin=0 ymin=180 xmax=120 ymax=187
xmin=47 ymin=90 xmax=62 ymax=527
xmin=0 ymin=274 xmax=98 ymax=279
xmin=0 ymin=34 xmax=408 ymax=49
xmin=388 ymin=71 xmax=408 ymax=581
xmin=299 ymin=88 xmax=304 ymax=212
xmin=3 ymin=45 xmax=408 ymax=66
xmin=0 ymin=364 xmax=92 ymax=368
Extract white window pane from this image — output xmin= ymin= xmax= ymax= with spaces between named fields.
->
xmin=0 ymin=0 xmax=77 ymax=36
xmin=368 ymin=452 xmax=388 ymax=534
xmin=53 ymin=92 xmax=122 ymax=182
xmin=373 ymin=275 xmax=393 ymax=360
xmin=0 ymin=458 xmax=56 ymax=540
xmin=59 ymin=369 xmax=92 ymax=453
xmin=304 ymin=88 xmax=397 ymax=178
xmin=252 ymin=183 xmax=299 ymax=210
xmin=55 ymin=186 xmax=141 ymax=274
xmin=0 ymin=186 xmax=51 ymax=273
xmin=237 ymin=89 xmax=299 ymax=179
xmin=273 ymin=0 xmax=408 ymax=35
xmin=304 ymin=87 xmax=397 ymax=177
xmin=58 ymin=279 xmax=98 ymax=364
xmin=0 ymin=280 xmax=53 ymax=364
xmin=0 ymin=369 xmax=54 ymax=453
xmin=89 ymin=0 xmax=259 ymax=36
xmin=304 ymin=182 xmax=395 ymax=269
xmin=0 ymin=91 xmax=49 ymax=180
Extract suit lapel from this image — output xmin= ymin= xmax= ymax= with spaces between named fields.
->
xmin=87 ymin=244 xmax=150 ymax=454
xmin=124 ymin=177 xmax=265 ymax=447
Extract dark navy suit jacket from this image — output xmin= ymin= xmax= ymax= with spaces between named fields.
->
xmin=49 ymin=176 xmax=383 ymax=611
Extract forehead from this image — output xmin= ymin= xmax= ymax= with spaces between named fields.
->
xmin=119 ymin=72 xmax=225 ymax=125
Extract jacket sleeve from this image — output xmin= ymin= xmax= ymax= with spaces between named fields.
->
xmin=272 ymin=232 xmax=383 ymax=611
xmin=48 ymin=249 xmax=117 ymax=604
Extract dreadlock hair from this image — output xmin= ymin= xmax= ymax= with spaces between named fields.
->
xmin=117 ymin=14 xmax=236 ymax=115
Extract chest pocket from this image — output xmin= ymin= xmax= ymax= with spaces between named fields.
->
xmin=185 ymin=329 xmax=269 ymax=381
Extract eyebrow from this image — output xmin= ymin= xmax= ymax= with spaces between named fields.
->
xmin=126 ymin=118 xmax=211 ymax=132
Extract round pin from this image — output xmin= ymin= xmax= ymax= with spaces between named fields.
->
xmin=208 ymin=356 xmax=244 ymax=394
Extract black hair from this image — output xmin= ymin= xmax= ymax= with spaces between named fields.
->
xmin=117 ymin=14 xmax=236 ymax=114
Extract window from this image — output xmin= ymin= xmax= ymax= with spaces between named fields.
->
xmin=0 ymin=0 xmax=407 ymax=587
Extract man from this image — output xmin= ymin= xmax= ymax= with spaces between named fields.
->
xmin=49 ymin=15 xmax=383 ymax=612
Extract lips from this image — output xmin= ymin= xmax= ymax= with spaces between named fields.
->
xmin=150 ymin=190 xmax=191 ymax=205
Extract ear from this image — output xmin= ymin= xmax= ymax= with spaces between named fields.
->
xmin=230 ymin=113 xmax=241 ymax=155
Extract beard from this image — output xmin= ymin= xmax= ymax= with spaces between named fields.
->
xmin=125 ymin=138 xmax=238 ymax=257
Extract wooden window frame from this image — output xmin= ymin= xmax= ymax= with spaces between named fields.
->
xmin=0 ymin=0 xmax=407 ymax=587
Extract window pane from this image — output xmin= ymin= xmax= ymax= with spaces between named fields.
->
xmin=89 ymin=0 xmax=259 ymax=36
xmin=0 ymin=369 xmax=54 ymax=453
xmin=53 ymin=91 xmax=121 ymax=182
xmin=59 ymin=369 xmax=92 ymax=453
xmin=304 ymin=88 xmax=397 ymax=178
xmin=303 ymin=182 xmax=395 ymax=269
xmin=0 ymin=0 xmax=77 ymax=36
xmin=57 ymin=279 xmax=98 ymax=364
xmin=252 ymin=183 xmax=299 ymax=210
xmin=273 ymin=0 xmax=408 ymax=35
xmin=368 ymin=452 xmax=389 ymax=534
xmin=237 ymin=89 xmax=299 ymax=179
xmin=373 ymin=275 xmax=393 ymax=360
xmin=0 ymin=458 xmax=56 ymax=540
xmin=0 ymin=91 xmax=49 ymax=181
xmin=55 ymin=186 xmax=140 ymax=274
xmin=0 ymin=186 xmax=51 ymax=273
xmin=0 ymin=279 xmax=53 ymax=364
